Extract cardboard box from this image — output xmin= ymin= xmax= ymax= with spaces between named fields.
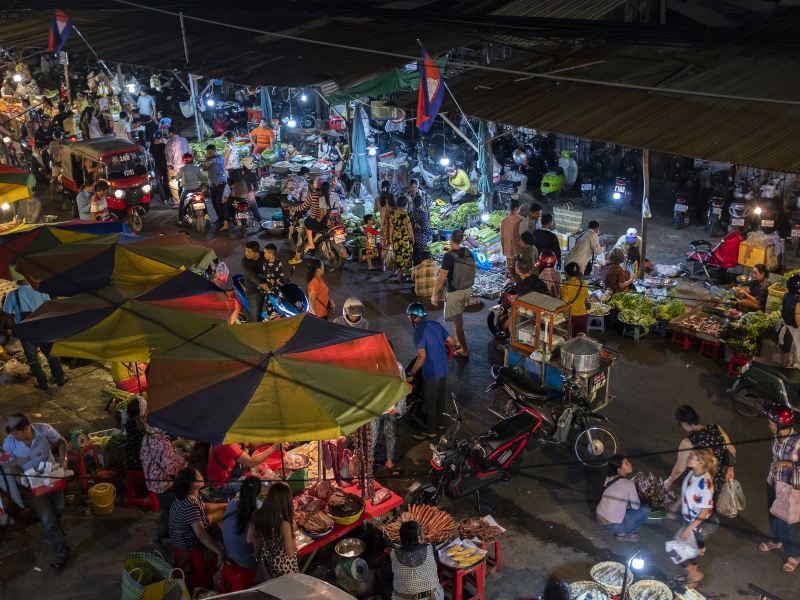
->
xmin=738 ymin=241 xmax=779 ymax=271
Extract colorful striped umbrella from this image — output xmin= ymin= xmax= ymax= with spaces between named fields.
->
xmin=147 ymin=314 xmax=409 ymax=444
xmin=0 ymin=164 xmax=35 ymax=204
xmin=15 ymin=232 xmax=216 ymax=296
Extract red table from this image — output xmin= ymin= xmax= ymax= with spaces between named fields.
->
xmin=297 ymin=482 xmax=402 ymax=571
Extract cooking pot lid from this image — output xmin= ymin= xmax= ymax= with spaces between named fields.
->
xmin=562 ymin=333 xmax=602 ymax=355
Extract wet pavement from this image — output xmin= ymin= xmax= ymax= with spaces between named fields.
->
xmin=0 ymin=187 xmax=796 ymax=599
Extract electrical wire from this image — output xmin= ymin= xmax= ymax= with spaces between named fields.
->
xmin=107 ymin=0 xmax=800 ymax=108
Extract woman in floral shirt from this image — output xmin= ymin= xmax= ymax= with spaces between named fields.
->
xmin=140 ymin=425 xmax=182 ymax=541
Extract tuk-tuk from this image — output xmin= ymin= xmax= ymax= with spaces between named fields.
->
xmin=59 ymin=137 xmax=152 ymax=232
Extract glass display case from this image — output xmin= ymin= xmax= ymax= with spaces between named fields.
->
xmin=510 ymin=291 xmax=571 ymax=356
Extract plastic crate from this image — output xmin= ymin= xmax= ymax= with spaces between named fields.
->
xmin=769 ymin=282 xmax=787 ymax=302
xmin=89 ymin=428 xmax=126 ymax=468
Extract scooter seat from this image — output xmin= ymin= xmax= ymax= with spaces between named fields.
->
xmin=483 ymin=410 xmax=540 ymax=453
xmin=754 ymin=361 xmax=800 ymax=385
xmin=495 ymin=367 xmax=548 ymax=402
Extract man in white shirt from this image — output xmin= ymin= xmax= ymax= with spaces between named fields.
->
xmin=112 ymin=112 xmax=132 ymax=141
xmin=75 ymin=181 xmax=94 ymax=221
xmin=565 ymin=220 xmax=603 ymax=276
xmin=165 ymin=127 xmax=190 ymax=204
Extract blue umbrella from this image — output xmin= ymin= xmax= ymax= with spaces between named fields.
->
xmin=477 ymin=120 xmax=493 ymax=211
xmin=346 ymin=106 xmax=372 ymax=181
xmin=260 ymin=87 xmax=272 ymax=125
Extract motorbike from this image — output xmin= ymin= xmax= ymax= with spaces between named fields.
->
xmin=610 ymin=176 xmax=631 ymax=214
xmin=291 ymin=217 xmax=348 ymax=270
xmin=731 ymin=359 xmax=800 ymax=417
xmin=728 ymin=177 xmax=758 ymax=233
xmin=181 ymin=190 xmax=210 ymax=234
xmin=673 ymin=190 xmax=691 ymax=229
xmin=539 ymin=162 xmax=565 ymax=203
xmin=557 ymin=149 xmax=578 ymax=190
xmin=705 ymin=194 xmax=727 ymax=237
xmin=411 ymin=141 xmax=446 ymax=192
xmin=232 ymin=275 xmax=309 ymax=322
xmin=487 ymin=366 xmax=618 ymax=468
xmin=486 ymin=282 xmax=518 ymax=339
xmin=405 ymin=397 xmax=543 ymax=509
xmin=232 ymin=197 xmax=259 ymax=237
xmin=579 ymin=172 xmax=600 ymax=208
xmin=753 ymin=200 xmax=778 ymax=234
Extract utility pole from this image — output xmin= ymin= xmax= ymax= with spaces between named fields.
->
xmin=179 ymin=11 xmax=203 ymax=142
xmin=639 ymin=147 xmax=650 ymax=279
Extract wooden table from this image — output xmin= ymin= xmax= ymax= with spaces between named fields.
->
xmin=297 ymin=482 xmax=402 ymax=572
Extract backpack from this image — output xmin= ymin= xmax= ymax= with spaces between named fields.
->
xmin=447 ymin=247 xmax=476 ymax=291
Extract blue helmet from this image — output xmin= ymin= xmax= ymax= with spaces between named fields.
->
xmin=406 ymin=302 xmax=427 ymax=319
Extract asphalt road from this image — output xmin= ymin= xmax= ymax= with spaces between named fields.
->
xmin=0 ymin=192 xmax=796 ymax=599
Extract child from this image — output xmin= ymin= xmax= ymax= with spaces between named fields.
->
xmin=262 ymin=243 xmax=286 ymax=320
xmin=363 ymin=214 xmax=378 ymax=270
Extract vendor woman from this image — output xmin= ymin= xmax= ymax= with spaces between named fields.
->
xmin=206 ymin=441 xmax=283 ymax=500
xmin=733 ymin=263 xmax=769 ymax=310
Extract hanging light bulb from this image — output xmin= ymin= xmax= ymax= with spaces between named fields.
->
xmin=439 ymin=155 xmax=450 ymax=167
xmin=287 ymin=117 xmax=297 ymax=128
xmin=439 ymin=121 xmax=450 ymax=166
xmin=300 ymin=92 xmax=307 ymax=102
xmin=126 ymin=82 xmax=137 ymax=93
xmin=1 ymin=202 xmax=9 ymax=211
xmin=206 ymin=98 xmax=216 ymax=107
xmin=12 ymin=73 xmax=22 ymax=83
xmin=480 ymin=213 xmax=490 ymax=223
xmin=367 ymin=145 xmax=377 ymax=156
xmin=2 ymin=136 xmax=11 ymax=144
xmin=755 ymin=205 xmax=762 ymax=215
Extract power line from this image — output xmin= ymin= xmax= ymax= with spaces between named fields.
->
xmin=108 ymin=0 xmax=800 ymax=108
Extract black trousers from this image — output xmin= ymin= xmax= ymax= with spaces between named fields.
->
xmin=209 ymin=183 xmax=226 ymax=223
xmin=422 ymin=376 xmax=447 ymax=434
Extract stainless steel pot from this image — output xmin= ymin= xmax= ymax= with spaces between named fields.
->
xmin=560 ymin=333 xmax=602 ymax=373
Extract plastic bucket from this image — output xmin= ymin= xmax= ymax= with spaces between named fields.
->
xmin=89 ymin=483 xmax=116 ymax=515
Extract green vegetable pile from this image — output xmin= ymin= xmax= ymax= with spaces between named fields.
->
xmin=655 ymin=298 xmax=686 ymax=321
xmin=342 ymin=213 xmax=364 ymax=235
xmin=722 ymin=310 xmax=781 ymax=356
xmin=489 ymin=210 xmax=506 ymax=229
xmin=427 ymin=241 xmax=448 ymax=256
xmin=608 ymin=292 xmax=657 ymax=333
xmin=429 ymin=201 xmax=480 ymax=230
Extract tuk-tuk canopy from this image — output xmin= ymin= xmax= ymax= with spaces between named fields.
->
xmin=61 ymin=137 xmax=143 ymax=160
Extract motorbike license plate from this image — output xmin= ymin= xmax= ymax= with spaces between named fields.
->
xmin=712 ymin=207 xmax=722 ymax=215
xmin=792 ymin=229 xmax=800 ymax=237
xmin=761 ymin=219 xmax=775 ymax=228
xmin=192 ymin=202 xmax=205 ymax=210
xmin=614 ymin=185 xmax=626 ymax=193
xmin=334 ymin=234 xmax=346 ymax=244
xmin=732 ymin=218 xmax=745 ymax=226
xmin=674 ymin=203 xmax=688 ymax=212
xmin=580 ymin=183 xmax=593 ymax=191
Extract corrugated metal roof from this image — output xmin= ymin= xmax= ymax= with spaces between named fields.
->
xmin=404 ymin=42 xmax=800 ymax=172
xmin=491 ymin=0 xmax=629 ymax=20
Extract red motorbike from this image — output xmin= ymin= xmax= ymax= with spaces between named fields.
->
xmin=406 ymin=398 xmax=542 ymax=510
xmin=486 ymin=281 xmax=518 ymax=339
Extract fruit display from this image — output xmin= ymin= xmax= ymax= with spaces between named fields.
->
xmin=441 ymin=541 xmax=487 ymax=568
xmin=384 ymin=504 xmax=457 ymax=544
xmin=458 ymin=517 xmax=505 ymax=543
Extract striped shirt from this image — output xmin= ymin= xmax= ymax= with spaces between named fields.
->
xmin=169 ymin=496 xmax=208 ymax=551
xmin=768 ymin=431 xmax=800 ymax=485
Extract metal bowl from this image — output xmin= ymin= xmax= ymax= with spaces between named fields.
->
xmin=736 ymin=274 xmax=749 ymax=284
xmin=335 ymin=537 xmax=366 ymax=558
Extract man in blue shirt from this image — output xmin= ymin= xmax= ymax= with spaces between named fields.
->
xmin=406 ymin=302 xmax=458 ymax=440
xmin=137 ymin=88 xmax=156 ymax=118
xmin=202 ymin=144 xmax=227 ymax=231
xmin=3 ymin=413 xmax=70 ymax=569
xmin=2 ymin=278 xmax=66 ymax=389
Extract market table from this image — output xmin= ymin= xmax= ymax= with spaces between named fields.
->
xmin=297 ymin=482 xmax=402 ymax=572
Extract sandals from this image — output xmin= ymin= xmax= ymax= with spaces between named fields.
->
xmin=783 ymin=557 xmax=800 ymax=573
xmin=673 ymin=574 xmax=704 ymax=588
xmin=758 ymin=541 xmax=783 ymax=552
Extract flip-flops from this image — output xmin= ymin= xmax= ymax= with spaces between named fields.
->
xmin=783 ymin=557 xmax=800 ymax=572
xmin=758 ymin=541 xmax=783 ymax=552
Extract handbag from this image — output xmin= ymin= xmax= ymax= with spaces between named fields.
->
xmin=552 ymin=202 xmax=583 ymax=234
xmin=121 ymin=551 xmax=190 ymax=600
xmin=770 ymin=481 xmax=800 ymax=524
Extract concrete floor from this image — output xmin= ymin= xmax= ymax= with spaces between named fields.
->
xmin=0 ymin=189 xmax=796 ymax=599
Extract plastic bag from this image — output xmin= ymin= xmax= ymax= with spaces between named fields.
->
xmin=665 ymin=527 xmax=699 ymax=564
xmin=716 ymin=479 xmax=746 ymax=518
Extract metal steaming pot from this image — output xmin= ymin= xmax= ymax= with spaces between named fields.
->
xmin=560 ymin=333 xmax=602 ymax=373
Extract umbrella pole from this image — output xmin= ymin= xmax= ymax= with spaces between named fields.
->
xmin=318 ymin=440 xmax=324 ymax=482
xmin=279 ymin=444 xmax=286 ymax=481
xmin=134 ymin=363 xmax=142 ymax=394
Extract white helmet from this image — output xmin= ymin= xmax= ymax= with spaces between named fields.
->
xmin=342 ymin=297 xmax=364 ymax=324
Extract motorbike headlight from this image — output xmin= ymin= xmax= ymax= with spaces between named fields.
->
xmin=432 ymin=451 xmax=444 ymax=467
xmin=114 ymin=189 xmax=125 ymax=199
xmin=142 ymin=184 xmax=151 ymax=194
xmin=613 ymin=192 xmax=622 ymax=200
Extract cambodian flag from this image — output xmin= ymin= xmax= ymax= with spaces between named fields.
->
xmin=48 ymin=10 xmax=73 ymax=55
xmin=416 ymin=48 xmax=444 ymax=133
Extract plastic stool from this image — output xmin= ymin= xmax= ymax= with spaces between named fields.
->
xmin=699 ymin=341 xmax=721 ymax=361
xmin=727 ymin=354 xmax=752 ymax=376
xmin=587 ymin=315 xmax=605 ymax=334
xmin=172 ymin=547 xmax=212 ymax=590
xmin=476 ymin=540 xmax=502 ymax=575
xmin=67 ymin=444 xmax=100 ymax=491
xmin=671 ymin=331 xmax=693 ymax=350
xmin=219 ymin=561 xmax=256 ymax=592
xmin=440 ymin=561 xmax=486 ymax=600
xmin=125 ymin=470 xmax=160 ymax=511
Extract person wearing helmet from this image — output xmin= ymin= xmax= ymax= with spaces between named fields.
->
xmin=614 ymin=227 xmax=642 ymax=265
xmin=446 ymin=165 xmax=471 ymax=204
xmin=761 ymin=404 xmax=799 ymax=572
xmin=537 ymin=250 xmax=561 ymax=298
xmin=333 ymin=297 xmax=370 ymax=329
xmin=406 ymin=303 xmax=459 ymax=440
xmin=532 ymin=213 xmax=561 ymax=268
xmin=175 ymin=152 xmax=204 ymax=225
xmin=778 ymin=274 xmax=800 ymax=366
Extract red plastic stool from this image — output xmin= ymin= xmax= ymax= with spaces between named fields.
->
xmin=67 ymin=444 xmax=100 ymax=491
xmin=125 ymin=470 xmax=160 ymax=511
xmin=219 ymin=561 xmax=256 ymax=592
xmin=172 ymin=547 xmax=213 ymax=590
xmin=440 ymin=561 xmax=486 ymax=600
xmin=699 ymin=341 xmax=721 ymax=361
xmin=727 ymin=354 xmax=752 ymax=376
xmin=671 ymin=331 xmax=693 ymax=350
xmin=476 ymin=540 xmax=502 ymax=575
